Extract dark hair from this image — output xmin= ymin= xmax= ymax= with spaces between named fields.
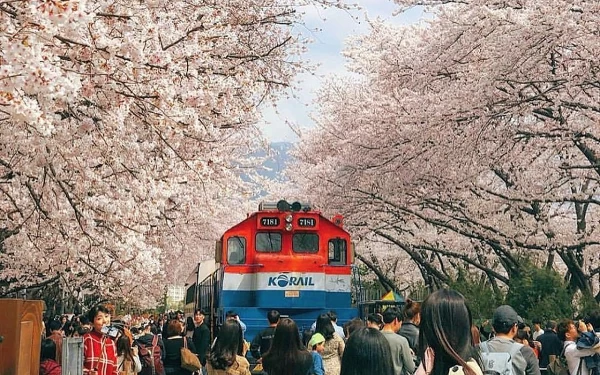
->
xmin=382 ymin=306 xmax=401 ymax=324
xmin=315 ymin=313 xmax=335 ymax=340
xmin=186 ymin=316 xmax=195 ymax=332
xmin=367 ymin=313 xmax=383 ymax=327
xmin=267 ymin=310 xmax=280 ymax=324
xmin=262 ymin=318 xmax=311 ymax=375
xmin=328 ymin=310 xmax=338 ymax=322
xmin=418 ymin=289 xmax=480 ymax=375
xmin=225 ymin=310 xmax=238 ymax=319
xmin=209 ymin=319 xmax=243 ymax=370
xmin=194 ymin=309 xmax=206 ymax=316
xmin=79 ymin=315 xmax=90 ymax=325
xmin=343 ymin=318 xmax=365 ymax=338
xmin=87 ymin=304 xmax=111 ymax=323
xmin=48 ymin=319 xmax=62 ymax=331
xmin=302 ymin=329 xmax=313 ymax=348
xmin=166 ymin=320 xmax=184 ymax=338
xmin=40 ymin=338 xmax=57 ymax=361
xmin=403 ymin=299 xmax=421 ymax=321
xmin=340 ymin=327 xmax=394 ymax=375
xmin=557 ymin=319 xmax=574 ymax=341
xmin=116 ymin=334 xmax=135 ymax=363
xmin=532 ymin=319 xmax=542 ymax=325
xmin=545 ymin=320 xmax=557 ymax=330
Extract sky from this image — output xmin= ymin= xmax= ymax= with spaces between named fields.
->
xmin=258 ymin=1 xmax=424 ymax=142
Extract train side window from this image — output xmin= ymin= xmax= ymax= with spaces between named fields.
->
xmin=227 ymin=236 xmax=246 ymax=265
xmin=293 ymin=233 xmax=319 ymax=253
xmin=328 ymin=238 xmax=347 ymax=265
xmin=256 ymin=232 xmax=282 ymax=253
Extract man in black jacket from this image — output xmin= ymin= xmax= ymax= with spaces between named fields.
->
xmin=192 ymin=309 xmax=211 ymax=375
xmin=537 ymin=320 xmax=563 ymax=368
xmin=250 ymin=310 xmax=280 ymax=362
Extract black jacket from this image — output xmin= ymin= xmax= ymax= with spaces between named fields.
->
xmin=192 ymin=323 xmax=211 ymax=366
xmin=250 ymin=326 xmax=276 ymax=359
xmin=537 ymin=330 xmax=562 ymax=368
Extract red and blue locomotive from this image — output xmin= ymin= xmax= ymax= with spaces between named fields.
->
xmin=184 ymin=200 xmax=356 ymax=342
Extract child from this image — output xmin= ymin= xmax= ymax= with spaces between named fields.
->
xmin=308 ymin=333 xmax=326 ymax=375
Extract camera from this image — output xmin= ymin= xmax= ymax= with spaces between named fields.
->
xmin=101 ymin=325 xmax=121 ymax=338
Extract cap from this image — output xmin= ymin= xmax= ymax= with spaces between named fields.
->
xmin=308 ymin=333 xmax=325 ymax=348
xmin=493 ymin=305 xmax=523 ymax=326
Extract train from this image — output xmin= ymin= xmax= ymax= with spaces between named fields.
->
xmin=183 ymin=200 xmax=361 ymax=343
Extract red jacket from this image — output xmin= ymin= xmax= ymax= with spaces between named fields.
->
xmin=39 ymin=359 xmax=61 ymax=375
xmin=83 ymin=330 xmax=118 ymax=375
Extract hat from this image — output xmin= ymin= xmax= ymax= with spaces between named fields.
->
xmin=493 ymin=305 xmax=523 ymax=326
xmin=308 ymin=333 xmax=325 ymax=348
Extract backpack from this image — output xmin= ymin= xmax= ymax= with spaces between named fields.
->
xmin=479 ymin=341 xmax=523 ymax=375
xmin=138 ymin=335 xmax=166 ymax=375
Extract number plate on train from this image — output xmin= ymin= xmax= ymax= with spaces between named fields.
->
xmin=285 ymin=290 xmax=300 ymax=298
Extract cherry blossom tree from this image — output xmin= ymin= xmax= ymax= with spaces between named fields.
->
xmin=0 ymin=0 xmax=353 ymax=307
xmin=293 ymin=0 xmax=600 ymax=299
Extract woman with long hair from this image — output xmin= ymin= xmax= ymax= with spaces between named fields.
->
xmin=315 ymin=313 xmax=345 ymax=375
xmin=416 ymin=289 xmax=483 ymax=375
xmin=116 ymin=333 xmax=142 ymax=374
xmin=262 ymin=318 xmax=312 ymax=375
xmin=207 ymin=319 xmax=250 ymax=375
xmin=163 ymin=319 xmax=198 ymax=375
xmin=340 ymin=327 xmax=394 ymax=375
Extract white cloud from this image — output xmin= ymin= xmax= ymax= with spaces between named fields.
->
xmin=259 ymin=1 xmax=424 ymax=142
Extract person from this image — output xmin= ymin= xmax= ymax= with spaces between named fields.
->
xmin=311 ymin=311 xmax=345 ymax=339
xmin=206 ymin=319 xmax=250 ymax=375
xmin=515 ymin=328 xmax=539 ymax=359
xmin=340 ymin=327 xmax=394 ymax=375
xmin=163 ymin=319 xmax=197 ymax=375
xmin=185 ymin=317 xmax=195 ymax=338
xmin=192 ymin=309 xmax=211 ymax=375
xmin=136 ymin=323 xmax=165 ymax=375
xmin=225 ymin=311 xmax=247 ymax=339
xmin=262 ymin=318 xmax=313 ymax=375
xmin=83 ymin=304 xmax=118 ymax=375
xmin=380 ymin=306 xmax=416 ymax=375
xmin=366 ymin=313 xmax=383 ymax=330
xmin=557 ymin=319 xmax=600 ymax=375
xmin=308 ymin=333 xmax=326 ymax=375
xmin=532 ymin=320 xmax=545 ymax=340
xmin=415 ymin=289 xmax=483 ymax=375
xmin=478 ymin=305 xmax=540 ymax=375
xmin=537 ymin=321 xmax=562 ymax=368
xmin=315 ymin=313 xmax=345 ymax=375
xmin=250 ymin=310 xmax=279 ymax=362
xmin=116 ymin=334 xmax=142 ymax=374
xmin=398 ymin=299 xmax=421 ymax=355
xmin=342 ymin=318 xmax=365 ymax=339
xmin=47 ymin=320 xmax=64 ymax=365
xmin=40 ymin=338 xmax=62 ymax=375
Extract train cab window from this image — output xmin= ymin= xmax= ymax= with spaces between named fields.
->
xmin=256 ymin=232 xmax=281 ymax=253
xmin=293 ymin=233 xmax=319 ymax=253
xmin=227 ymin=236 xmax=246 ymax=265
xmin=328 ymin=238 xmax=347 ymax=265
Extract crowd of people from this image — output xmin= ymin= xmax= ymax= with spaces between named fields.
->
xmin=38 ymin=291 xmax=600 ymax=375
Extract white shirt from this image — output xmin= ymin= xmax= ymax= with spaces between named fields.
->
xmin=564 ymin=341 xmax=599 ymax=375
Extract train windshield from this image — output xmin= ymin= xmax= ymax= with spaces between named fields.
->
xmin=256 ymin=232 xmax=282 ymax=252
xmin=227 ymin=236 xmax=246 ymax=264
xmin=293 ymin=233 xmax=319 ymax=253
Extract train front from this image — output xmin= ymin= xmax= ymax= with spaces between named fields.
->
xmin=217 ymin=200 xmax=355 ymax=343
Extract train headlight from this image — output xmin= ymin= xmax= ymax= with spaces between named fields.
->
xmin=285 ymin=214 xmax=293 ymax=223
xmin=285 ymin=223 xmax=293 ymax=231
